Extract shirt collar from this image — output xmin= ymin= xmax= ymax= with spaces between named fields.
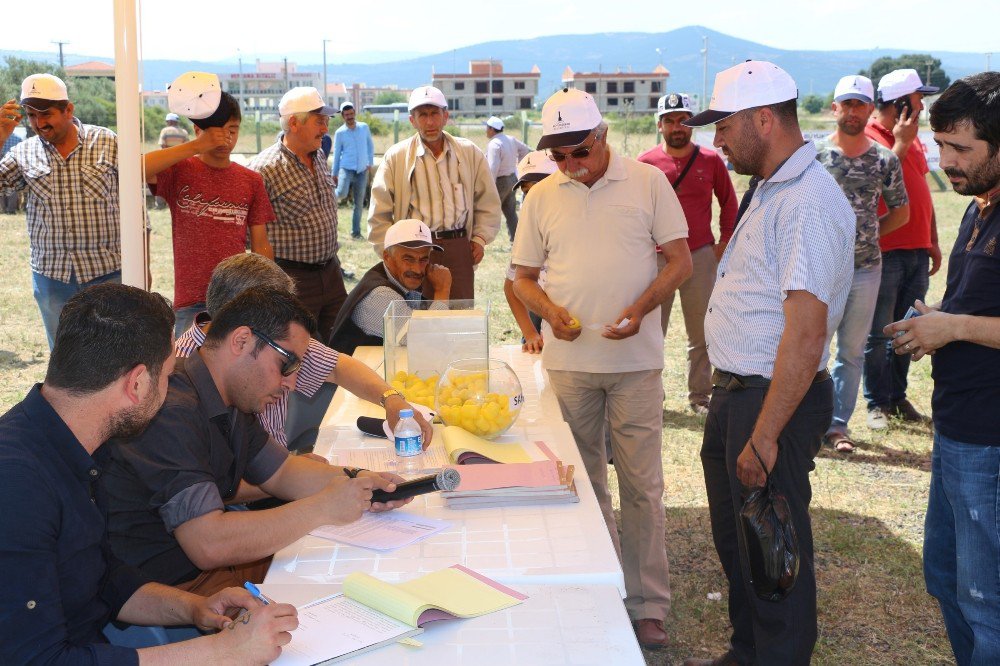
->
xmin=416 ymin=137 xmax=450 ymax=160
xmin=763 ymin=141 xmax=817 ymax=184
xmin=182 ymin=348 xmax=230 ymax=422
xmin=21 ymin=384 xmax=100 ymax=485
xmin=39 ymin=117 xmax=85 ymax=153
xmin=975 ymin=186 xmax=1000 ymax=214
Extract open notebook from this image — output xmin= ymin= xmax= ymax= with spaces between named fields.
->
xmin=271 ymin=565 xmax=526 ymax=665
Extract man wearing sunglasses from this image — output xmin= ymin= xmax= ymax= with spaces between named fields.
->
xmin=511 ymin=87 xmax=692 ymax=650
xmin=99 ymin=287 xmax=411 ymax=597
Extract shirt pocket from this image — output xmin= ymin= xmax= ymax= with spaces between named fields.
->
xmin=80 ymin=161 xmax=115 ymax=200
xmin=23 ymin=164 xmax=53 ymax=202
xmin=276 ymin=183 xmax=314 ymax=220
xmin=452 ymin=183 xmax=467 ymax=213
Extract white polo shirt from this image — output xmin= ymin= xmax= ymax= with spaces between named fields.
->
xmin=512 ymin=150 xmax=688 ymax=373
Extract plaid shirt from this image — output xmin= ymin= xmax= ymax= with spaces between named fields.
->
xmin=248 ymin=140 xmax=339 ymax=264
xmin=0 ymin=119 xmax=121 ymax=282
xmin=175 ymin=313 xmax=339 ymax=447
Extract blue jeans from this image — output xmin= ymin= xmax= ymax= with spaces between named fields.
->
xmin=924 ymin=432 xmax=1000 ymax=665
xmin=32 ymin=269 xmax=122 ymax=350
xmin=173 ymin=302 xmax=205 ymax=338
xmin=828 ymin=264 xmax=882 ymax=433
xmin=863 ymin=249 xmax=929 ymax=409
xmin=335 ymin=168 xmax=369 ymax=237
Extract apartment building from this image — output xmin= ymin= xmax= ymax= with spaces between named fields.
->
xmin=432 ymin=60 xmax=540 ymax=116
xmin=562 ymin=64 xmax=670 ymax=114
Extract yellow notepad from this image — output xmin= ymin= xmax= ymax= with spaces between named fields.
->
xmin=343 ymin=564 xmax=526 ymax=628
xmin=441 ymin=425 xmax=532 ymax=464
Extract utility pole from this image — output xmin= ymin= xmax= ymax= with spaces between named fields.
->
xmin=237 ymin=49 xmax=245 ymax=111
xmin=701 ymin=36 xmax=709 ymax=112
xmin=283 ymin=57 xmax=290 ymax=91
xmin=987 ymin=53 xmax=993 ymax=71
xmin=322 ymin=39 xmax=331 ymax=105
xmin=488 ymin=55 xmax=493 ymax=118
xmin=926 ymin=60 xmax=933 ymax=87
xmin=52 ymin=41 xmax=69 ymax=69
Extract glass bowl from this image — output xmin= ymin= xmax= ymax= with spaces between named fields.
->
xmin=435 ymin=358 xmax=523 ymax=439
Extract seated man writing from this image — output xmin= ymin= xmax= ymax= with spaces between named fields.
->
xmin=100 ymin=287 xmax=411 ymax=597
xmin=0 ymin=284 xmax=296 ymax=664
xmin=329 ymin=218 xmax=453 ymax=355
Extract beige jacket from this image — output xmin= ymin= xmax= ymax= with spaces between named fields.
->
xmin=367 ymin=132 xmax=501 ymax=254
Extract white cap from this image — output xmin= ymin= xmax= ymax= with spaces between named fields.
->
xmin=164 ymin=112 xmax=180 ymax=122
xmin=834 ymin=75 xmax=874 ymax=103
xmin=657 ymin=92 xmax=694 ymax=117
xmin=485 ymin=116 xmax=504 ymax=131
xmin=339 ymin=100 xmax=354 ymax=112
xmin=384 ymin=219 xmax=444 ymax=252
xmin=278 ymin=87 xmax=336 ymax=117
xmin=515 ymin=150 xmax=558 ymax=187
xmin=537 ymin=87 xmax=603 ymax=150
xmin=877 ymin=69 xmax=939 ymax=102
xmin=408 ymin=85 xmax=448 ymax=111
xmin=20 ymin=74 xmax=69 ymax=109
xmin=685 ymin=60 xmax=798 ymax=127
xmin=167 ymin=72 xmax=222 ymax=120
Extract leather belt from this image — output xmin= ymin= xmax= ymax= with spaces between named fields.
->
xmin=430 ymin=227 xmax=466 ymax=240
xmin=275 ymin=257 xmax=334 ymax=272
xmin=712 ymin=369 xmax=830 ymax=391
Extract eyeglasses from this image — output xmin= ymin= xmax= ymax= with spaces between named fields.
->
xmin=251 ymin=329 xmax=302 ymax=377
xmin=547 ymin=132 xmax=599 ymax=162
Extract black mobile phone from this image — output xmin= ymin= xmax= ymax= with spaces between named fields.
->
xmin=894 ymin=96 xmax=913 ymax=118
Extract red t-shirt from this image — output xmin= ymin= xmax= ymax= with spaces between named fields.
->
xmin=153 ymin=158 xmax=274 ymax=308
xmin=637 ymin=143 xmax=738 ymax=251
xmin=866 ymin=119 xmax=934 ymax=252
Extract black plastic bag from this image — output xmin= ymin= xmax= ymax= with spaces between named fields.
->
xmin=738 ymin=446 xmax=799 ymax=602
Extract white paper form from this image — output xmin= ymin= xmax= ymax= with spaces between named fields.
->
xmin=310 ymin=511 xmax=451 ymax=551
xmin=344 ymin=444 xmax=449 ymax=473
xmin=271 ymin=595 xmax=421 ymax=666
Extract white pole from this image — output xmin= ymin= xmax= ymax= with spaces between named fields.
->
xmin=113 ymin=0 xmax=147 ymax=288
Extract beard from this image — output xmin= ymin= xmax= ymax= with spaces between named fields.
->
xmin=106 ymin=385 xmax=162 ymax=440
xmin=666 ymin=132 xmax=691 ymax=149
xmin=836 ymin=117 xmax=865 ymax=136
xmin=725 ymin=121 xmax=767 ymax=176
xmin=945 ymin=154 xmax=1000 ymax=196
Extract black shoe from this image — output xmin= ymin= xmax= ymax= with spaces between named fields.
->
xmin=350 ymin=233 xmax=363 ymax=240
xmin=341 ymin=268 xmax=356 ymax=280
xmin=891 ymin=398 xmax=931 ymax=424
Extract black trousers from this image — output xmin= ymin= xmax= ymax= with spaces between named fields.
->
xmin=277 ymin=257 xmax=348 ymax=342
xmin=701 ymin=375 xmax=832 ymax=665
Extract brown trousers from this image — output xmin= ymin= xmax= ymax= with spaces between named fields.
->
xmin=424 ymin=236 xmax=475 ymax=301
xmin=175 ymin=557 xmax=272 ymax=598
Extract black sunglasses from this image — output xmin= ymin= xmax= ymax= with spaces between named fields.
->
xmin=548 ymin=132 xmax=599 ymax=163
xmin=251 ymin=329 xmax=302 ymax=377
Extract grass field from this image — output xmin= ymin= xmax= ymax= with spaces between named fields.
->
xmin=0 ymin=141 xmax=966 ymax=664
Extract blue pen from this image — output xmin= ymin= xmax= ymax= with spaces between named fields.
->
xmin=244 ymin=581 xmax=272 ymax=605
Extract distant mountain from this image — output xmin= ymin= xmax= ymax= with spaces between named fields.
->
xmin=4 ymin=26 xmax=989 ymax=100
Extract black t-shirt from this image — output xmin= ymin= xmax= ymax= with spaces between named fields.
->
xmin=932 ymin=200 xmax=1000 ymax=444
xmin=98 ymin=351 xmax=288 ymax=585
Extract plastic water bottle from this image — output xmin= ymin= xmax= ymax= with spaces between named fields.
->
xmin=394 ymin=409 xmax=423 ymax=474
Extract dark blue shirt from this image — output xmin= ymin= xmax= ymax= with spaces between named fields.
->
xmin=0 ymin=385 xmax=146 ymax=665
xmin=932 ymin=200 xmax=1000 ymax=444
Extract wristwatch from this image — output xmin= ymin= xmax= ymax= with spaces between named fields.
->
xmin=379 ymin=388 xmax=402 ymax=408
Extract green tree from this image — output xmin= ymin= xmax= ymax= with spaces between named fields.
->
xmin=801 ymin=94 xmax=825 ymax=114
xmin=373 ymin=90 xmax=406 ymax=105
xmin=66 ymin=77 xmax=117 ymax=128
xmin=0 ymin=56 xmax=64 ymax=103
xmin=861 ymin=54 xmax=950 ymax=91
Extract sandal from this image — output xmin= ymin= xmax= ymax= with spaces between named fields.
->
xmin=825 ymin=432 xmax=856 ymax=454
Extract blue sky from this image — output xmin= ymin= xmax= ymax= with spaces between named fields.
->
xmin=6 ymin=0 xmax=997 ymax=62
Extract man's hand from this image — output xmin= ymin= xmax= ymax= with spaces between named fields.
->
xmin=712 ymin=242 xmax=727 ymax=262
xmin=470 ymin=241 xmax=485 ymax=265
xmin=893 ymin=103 xmax=919 ymax=149
xmin=928 ymin=242 xmax=942 ymax=276
xmin=547 ymin=306 xmax=582 ymax=342
xmin=736 ymin=437 xmax=776 ymax=489
xmin=425 ymin=263 xmax=452 ymax=296
xmin=194 ymin=126 xmax=232 ymax=154
xmin=360 ymin=470 xmax=414 ymax=512
xmin=0 ymin=99 xmax=22 ymax=141
xmin=884 ymin=300 xmax=948 ymax=360
xmin=192 ymin=587 xmax=262 ymax=631
xmin=299 ymin=452 xmax=329 ymax=464
xmin=384 ymin=396 xmax=434 ymax=447
xmin=522 ymin=330 xmax=544 ymax=354
xmin=316 ymin=475 xmax=381 ymax=525
xmin=215 ymin=602 xmax=298 ymax=666
xmin=602 ymin=304 xmax=643 ymax=340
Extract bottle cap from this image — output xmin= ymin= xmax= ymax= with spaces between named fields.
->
xmin=399 ymin=409 xmax=414 ymax=418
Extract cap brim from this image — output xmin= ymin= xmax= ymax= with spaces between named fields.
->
xmin=916 ymin=85 xmax=940 ymax=95
xmin=658 ymin=108 xmax=694 ymax=118
xmin=683 ymin=109 xmax=736 ymax=127
xmin=408 ymin=102 xmax=448 ymax=112
xmin=20 ymin=98 xmax=61 ymax=111
xmin=388 ymin=240 xmax=444 ymax=253
xmin=536 ymin=129 xmax=593 ymax=150
xmin=834 ymin=93 xmax=873 ymax=103
xmin=312 ymin=105 xmax=337 ymax=116
xmin=515 ymin=172 xmax=550 ymax=188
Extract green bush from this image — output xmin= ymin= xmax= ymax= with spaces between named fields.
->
xmin=801 ymin=94 xmax=825 ymax=114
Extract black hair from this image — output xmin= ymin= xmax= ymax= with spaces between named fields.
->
xmin=45 ymin=283 xmax=174 ymax=394
xmin=930 ymin=72 xmax=1000 ymax=157
xmin=204 ymin=286 xmax=316 ymax=353
xmin=768 ymin=98 xmax=799 ymax=125
xmin=193 ymin=92 xmax=242 ymax=130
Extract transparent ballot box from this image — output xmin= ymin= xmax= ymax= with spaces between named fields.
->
xmin=383 ymin=299 xmax=490 ymax=411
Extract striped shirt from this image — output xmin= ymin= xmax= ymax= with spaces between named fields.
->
xmin=705 ymin=142 xmax=855 ymax=378
xmin=248 ymin=140 xmax=339 ymax=264
xmin=351 ymin=264 xmax=448 ymax=336
xmin=0 ymin=119 xmax=121 ymax=283
xmin=174 ymin=314 xmax=339 ymax=447
xmin=409 ymin=141 xmax=468 ymax=231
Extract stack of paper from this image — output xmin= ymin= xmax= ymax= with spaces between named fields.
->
xmin=441 ymin=459 xmax=579 ymax=509
xmin=441 ymin=425 xmax=534 ymax=464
